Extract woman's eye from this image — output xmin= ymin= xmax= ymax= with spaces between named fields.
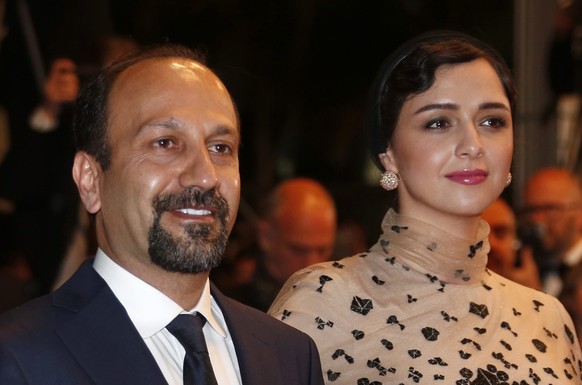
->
xmin=425 ymin=119 xmax=450 ymax=129
xmin=482 ymin=117 xmax=506 ymax=129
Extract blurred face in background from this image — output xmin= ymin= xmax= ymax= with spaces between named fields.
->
xmin=258 ymin=179 xmax=337 ymax=285
xmin=523 ymin=169 xmax=582 ymax=258
xmin=482 ymin=198 xmax=519 ymax=274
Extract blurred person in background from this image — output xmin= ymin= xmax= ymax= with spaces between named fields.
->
xmin=226 ymin=177 xmax=337 ymax=312
xmin=482 ymin=197 xmax=541 ymax=290
xmin=331 ymin=220 xmax=368 ymax=261
xmin=0 ymin=56 xmax=80 ymax=296
xmin=51 ymin=35 xmax=140 ymax=290
xmin=522 ymin=167 xmax=582 ymax=297
xmin=560 ymin=262 xmax=582 ymax=347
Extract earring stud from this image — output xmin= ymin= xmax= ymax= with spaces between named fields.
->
xmin=506 ymin=172 xmax=512 ymax=187
xmin=380 ymin=170 xmax=399 ymax=191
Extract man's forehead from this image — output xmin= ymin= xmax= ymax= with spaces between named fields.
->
xmin=107 ymin=56 xmax=238 ymax=133
xmin=109 ymin=57 xmax=233 ymax=110
xmin=114 ymin=57 xmax=213 ymax=87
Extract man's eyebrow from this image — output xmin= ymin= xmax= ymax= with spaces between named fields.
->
xmin=153 ymin=117 xmax=183 ymax=128
xmin=138 ymin=119 xmax=238 ymax=137
xmin=213 ymin=124 xmax=238 ymax=137
xmin=137 ymin=117 xmax=182 ymax=134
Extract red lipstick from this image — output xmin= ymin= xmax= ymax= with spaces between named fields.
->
xmin=445 ymin=169 xmax=488 ymax=185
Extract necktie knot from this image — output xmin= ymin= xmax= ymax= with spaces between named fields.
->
xmin=167 ymin=313 xmax=207 ymax=354
xmin=166 ymin=313 xmax=218 ymax=385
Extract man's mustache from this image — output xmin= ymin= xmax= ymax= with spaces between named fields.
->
xmin=153 ymin=188 xmax=229 ymax=220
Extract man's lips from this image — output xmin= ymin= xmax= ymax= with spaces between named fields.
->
xmin=171 ymin=207 xmax=215 ymax=220
xmin=445 ymin=169 xmax=488 ymax=185
xmin=153 ymin=187 xmax=229 ymax=226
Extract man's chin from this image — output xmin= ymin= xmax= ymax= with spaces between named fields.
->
xmin=149 ymin=246 xmax=224 ymax=274
xmin=148 ymin=209 xmax=228 ymax=274
xmin=148 ymin=230 xmax=226 ymax=274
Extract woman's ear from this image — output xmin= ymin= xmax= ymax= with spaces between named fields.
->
xmin=378 ymin=146 xmax=399 ymax=173
xmin=72 ymin=152 xmax=102 ymax=214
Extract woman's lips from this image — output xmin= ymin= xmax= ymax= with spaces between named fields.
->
xmin=445 ymin=169 xmax=488 ymax=185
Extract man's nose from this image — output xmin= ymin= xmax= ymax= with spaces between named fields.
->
xmin=178 ymin=146 xmax=219 ymax=191
xmin=527 ymin=210 xmax=548 ymax=224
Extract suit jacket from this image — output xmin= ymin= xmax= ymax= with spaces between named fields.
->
xmin=0 ymin=260 xmax=324 ymax=385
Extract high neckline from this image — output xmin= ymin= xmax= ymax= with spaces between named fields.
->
xmin=371 ymin=209 xmax=490 ymax=284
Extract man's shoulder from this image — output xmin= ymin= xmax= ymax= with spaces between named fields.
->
xmin=0 ymin=294 xmax=57 ymax=341
xmin=0 ymin=260 xmax=107 ymax=343
xmin=214 ymin=287 xmax=314 ymax=340
xmin=217 ymin=291 xmax=325 ymax=385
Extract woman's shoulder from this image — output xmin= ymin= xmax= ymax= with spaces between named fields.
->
xmin=487 ymin=269 xmax=576 ymax=324
xmin=268 ymin=252 xmax=370 ymax=315
xmin=295 ymin=252 xmax=372 ymax=279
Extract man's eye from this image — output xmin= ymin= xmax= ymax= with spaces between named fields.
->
xmin=210 ymin=143 xmax=232 ymax=154
xmin=154 ymin=138 xmax=174 ymax=148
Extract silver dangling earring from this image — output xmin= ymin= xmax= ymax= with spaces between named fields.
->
xmin=505 ymin=172 xmax=512 ymax=187
xmin=380 ymin=170 xmax=399 ymax=191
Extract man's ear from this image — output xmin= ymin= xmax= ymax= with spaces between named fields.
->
xmin=72 ymin=152 xmax=102 ymax=214
xmin=378 ymin=146 xmax=399 ymax=173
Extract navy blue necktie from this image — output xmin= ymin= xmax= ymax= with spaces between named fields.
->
xmin=166 ymin=313 xmax=219 ymax=385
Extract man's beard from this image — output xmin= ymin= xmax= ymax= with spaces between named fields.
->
xmin=148 ymin=188 xmax=229 ymax=273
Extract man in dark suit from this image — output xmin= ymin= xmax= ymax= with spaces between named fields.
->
xmin=0 ymin=44 xmax=324 ymax=385
xmin=522 ymin=167 xmax=582 ymax=297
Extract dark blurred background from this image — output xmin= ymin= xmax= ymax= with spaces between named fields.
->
xmin=4 ymin=1 xmax=581 ymax=308
xmin=0 ymin=0 xmax=516 ymax=245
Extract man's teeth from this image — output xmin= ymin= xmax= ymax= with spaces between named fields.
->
xmin=177 ymin=208 xmax=211 ymax=215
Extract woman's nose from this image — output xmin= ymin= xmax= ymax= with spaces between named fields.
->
xmin=455 ymin=124 xmax=484 ymax=158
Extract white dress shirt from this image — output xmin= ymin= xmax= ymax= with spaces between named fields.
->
xmin=93 ymin=249 xmax=241 ymax=385
xmin=564 ymin=237 xmax=582 ymax=267
xmin=544 ymin=238 xmax=582 ymax=297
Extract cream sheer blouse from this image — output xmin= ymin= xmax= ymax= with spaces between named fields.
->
xmin=269 ymin=209 xmax=582 ymax=385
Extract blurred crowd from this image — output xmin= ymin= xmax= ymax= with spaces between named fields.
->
xmin=0 ymin=36 xmax=139 ymax=310
xmin=3 ymin=0 xmax=582 ymax=352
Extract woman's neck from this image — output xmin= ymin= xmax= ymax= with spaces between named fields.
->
xmin=397 ymin=206 xmax=483 ymax=240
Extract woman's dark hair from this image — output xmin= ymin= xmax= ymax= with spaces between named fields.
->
xmin=73 ymin=43 xmax=237 ymax=170
xmin=367 ymin=30 xmax=517 ymax=171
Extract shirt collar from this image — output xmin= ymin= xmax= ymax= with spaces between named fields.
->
xmin=92 ymin=248 xmax=227 ymax=338
xmin=564 ymin=238 xmax=582 ymax=266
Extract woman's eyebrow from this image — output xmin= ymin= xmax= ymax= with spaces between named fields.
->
xmin=414 ymin=103 xmax=458 ymax=114
xmin=478 ymin=102 xmax=510 ymax=111
xmin=414 ymin=101 xmax=510 ymax=115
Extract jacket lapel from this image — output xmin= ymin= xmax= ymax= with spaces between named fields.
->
xmin=53 ymin=261 xmax=168 ymax=385
xmin=212 ymin=285 xmax=284 ymax=385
